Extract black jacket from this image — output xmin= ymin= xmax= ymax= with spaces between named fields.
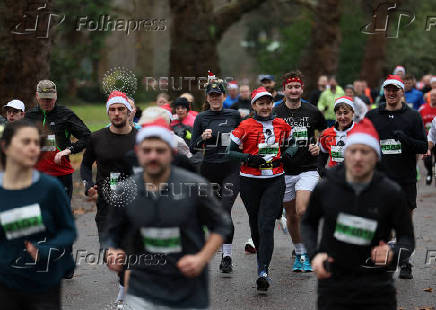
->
xmin=365 ymin=103 xmax=427 ymax=183
xmin=25 ymin=105 xmax=90 ymax=154
xmin=301 ymin=165 xmax=414 ymax=274
xmin=102 ymin=166 xmax=231 ymax=308
xmin=190 ymin=109 xmax=241 ymax=163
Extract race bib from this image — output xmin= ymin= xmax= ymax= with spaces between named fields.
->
xmin=0 ymin=204 xmax=46 ymax=240
xmin=292 ymin=127 xmax=308 ymax=144
xmin=331 ymin=145 xmax=344 ymax=162
xmin=334 ymin=213 xmax=378 ymax=245
xmin=110 ymin=172 xmax=120 ymax=191
xmin=221 ymin=132 xmax=231 ymax=147
xmin=380 ymin=139 xmax=402 ymax=155
xmin=141 ymin=227 xmax=182 ymax=254
xmin=41 ymin=134 xmax=57 ymax=151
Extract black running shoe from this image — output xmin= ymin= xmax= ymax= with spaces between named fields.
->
xmin=256 ymin=271 xmax=271 ymax=293
xmin=63 ymin=269 xmax=75 ymax=279
xmin=399 ymin=263 xmax=413 ymax=279
xmin=219 ymin=256 xmax=233 ymax=274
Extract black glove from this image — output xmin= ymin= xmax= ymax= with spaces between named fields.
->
xmin=246 ymin=154 xmax=267 ymax=167
xmin=392 ymin=130 xmax=408 ymax=143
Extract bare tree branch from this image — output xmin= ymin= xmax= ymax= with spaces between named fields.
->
xmin=214 ymin=0 xmax=265 ymax=38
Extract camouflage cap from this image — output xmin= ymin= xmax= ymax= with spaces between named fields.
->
xmin=206 ymin=81 xmax=225 ymax=94
xmin=36 ymin=80 xmax=57 ymax=99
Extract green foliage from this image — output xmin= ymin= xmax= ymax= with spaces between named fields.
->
xmin=50 ymin=0 xmax=112 ymax=100
xmin=248 ymin=9 xmax=313 ymax=79
xmin=337 ymin=1 xmax=367 ymax=85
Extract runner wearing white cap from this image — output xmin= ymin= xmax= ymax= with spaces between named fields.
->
xmin=3 ymin=100 xmax=25 ymax=123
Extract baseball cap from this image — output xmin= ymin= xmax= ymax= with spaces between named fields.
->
xmin=258 ymin=74 xmax=275 ymax=83
xmin=36 ymin=80 xmax=57 ymax=99
xmin=173 ymin=97 xmax=190 ymax=109
xmin=3 ymin=99 xmax=25 ymax=112
xmin=206 ymin=82 xmax=225 ymax=94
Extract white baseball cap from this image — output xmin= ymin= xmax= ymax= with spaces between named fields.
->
xmin=3 ymin=100 xmax=25 ymax=112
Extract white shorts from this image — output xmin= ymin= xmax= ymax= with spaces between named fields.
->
xmin=283 ymin=171 xmax=320 ymax=202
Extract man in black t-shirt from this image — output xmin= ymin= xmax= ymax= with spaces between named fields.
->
xmin=273 ymin=71 xmax=326 ymax=272
xmin=80 ymin=91 xmax=137 ymax=307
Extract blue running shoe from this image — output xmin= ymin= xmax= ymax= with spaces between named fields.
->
xmin=293 ymin=255 xmax=303 ymax=272
xmin=301 ymin=254 xmax=312 ymax=272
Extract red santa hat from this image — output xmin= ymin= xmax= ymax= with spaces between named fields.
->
xmin=227 ymin=80 xmax=239 ymax=89
xmin=106 ymin=90 xmax=133 ymax=112
xmin=344 ymin=118 xmax=381 ymax=159
xmin=334 ymin=96 xmax=355 ymax=111
xmin=251 ymin=86 xmax=273 ymax=105
xmin=207 ymin=70 xmax=216 ymax=83
xmin=382 ymin=75 xmax=404 ymax=90
xmin=393 ymin=65 xmax=405 ymax=75
xmin=136 ymin=118 xmax=176 ymax=148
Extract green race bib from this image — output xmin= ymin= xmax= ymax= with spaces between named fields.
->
xmin=380 ymin=139 xmax=401 ymax=155
xmin=141 ymin=227 xmax=182 ymax=254
xmin=0 ymin=204 xmax=46 ymax=240
xmin=334 ymin=212 xmax=377 ymax=245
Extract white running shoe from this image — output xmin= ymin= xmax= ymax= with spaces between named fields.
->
xmin=279 ymin=215 xmax=288 ymax=234
xmin=244 ymin=238 xmax=256 ymax=254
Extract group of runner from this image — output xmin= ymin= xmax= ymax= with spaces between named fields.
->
xmin=0 ymin=66 xmax=435 ymax=310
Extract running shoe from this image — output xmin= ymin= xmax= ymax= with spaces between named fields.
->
xmin=399 ymin=263 xmax=413 ymax=279
xmin=301 ymin=254 xmax=312 ymax=272
xmin=244 ymin=238 xmax=256 ymax=254
xmin=63 ymin=268 xmax=74 ymax=279
xmin=256 ymin=270 xmax=271 ymax=293
xmin=291 ymin=249 xmax=296 ymax=259
xmin=426 ymin=173 xmax=432 ymax=185
xmin=219 ymin=256 xmax=233 ymax=274
xmin=279 ymin=215 xmax=288 ymax=234
xmin=292 ymin=255 xmax=303 ymax=272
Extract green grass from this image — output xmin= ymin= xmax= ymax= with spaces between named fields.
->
xmin=67 ymin=101 xmax=152 ymax=132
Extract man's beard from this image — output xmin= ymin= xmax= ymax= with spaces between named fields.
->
xmin=145 ymin=160 xmax=169 ymax=178
xmin=112 ymin=119 xmax=127 ymax=128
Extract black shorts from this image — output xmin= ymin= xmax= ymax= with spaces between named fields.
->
xmin=399 ymin=182 xmax=417 ymax=210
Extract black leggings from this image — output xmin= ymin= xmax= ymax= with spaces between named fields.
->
xmin=0 ymin=282 xmax=61 ymax=310
xmin=240 ymin=175 xmax=285 ymax=274
xmin=200 ymin=161 xmax=240 ymax=244
xmin=56 ymin=173 xmax=73 ymax=201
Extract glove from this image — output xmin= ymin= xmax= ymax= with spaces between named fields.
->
xmin=285 ymin=145 xmax=299 ymax=157
xmin=392 ymin=130 xmax=407 ymax=143
xmin=246 ymin=154 xmax=267 ymax=166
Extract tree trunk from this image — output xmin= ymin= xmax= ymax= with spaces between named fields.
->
xmin=0 ymin=0 xmax=53 ymax=110
xmin=359 ymin=0 xmax=395 ymax=88
xmin=299 ymin=0 xmax=342 ymax=96
xmin=169 ymin=0 xmax=264 ymax=109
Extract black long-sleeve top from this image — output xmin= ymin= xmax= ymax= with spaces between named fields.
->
xmin=190 ymin=109 xmax=241 ymax=163
xmin=301 ymin=165 xmax=414 ymax=275
xmin=365 ymin=103 xmax=427 ymax=183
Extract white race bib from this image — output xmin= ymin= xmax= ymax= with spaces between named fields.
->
xmin=221 ymin=132 xmax=231 ymax=147
xmin=141 ymin=227 xmax=182 ymax=254
xmin=42 ymin=134 xmax=57 ymax=151
xmin=380 ymin=139 xmax=402 ymax=155
xmin=110 ymin=172 xmax=120 ymax=191
xmin=331 ymin=145 xmax=344 ymax=162
xmin=258 ymin=142 xmax=279 ymax=164
xmin=292 ymin=127 xmax=308 ymax=144
xmin=0 ymin=204 xmax=46 ymax=240
xmin=334 ymin=213 xmax=378 ymax=245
